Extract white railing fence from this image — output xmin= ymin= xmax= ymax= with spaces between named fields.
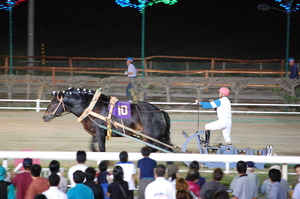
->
xmin=1 ymin=151 xmax=300 ymax=180
xmin=0 ymin=99 xmax=300 ymax=114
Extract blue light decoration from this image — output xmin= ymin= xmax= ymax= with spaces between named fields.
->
xmin=116 ymin=0 xmax=178 ymax=13
xmin=0 ymin=0 xmax=27 ymax=75
xmin=274 ymin=0 xmax=300 ymax=13
xmin=0 ymin=0 xmax=26 ymax=10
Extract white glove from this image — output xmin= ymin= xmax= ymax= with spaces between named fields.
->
xmin=195 ymin=100 xmax=199 ymax=104
xmin=124 ymin=71 xmax=128 ymax=75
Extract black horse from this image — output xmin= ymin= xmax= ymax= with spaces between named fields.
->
xmin=42 ymin=87 xmax=173 ymax=152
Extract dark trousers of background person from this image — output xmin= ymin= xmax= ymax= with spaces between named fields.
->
xmin=126 ymin=78 xmax=136 ymax=100
xmin=138 ymin=179 xmax=154 ymax=199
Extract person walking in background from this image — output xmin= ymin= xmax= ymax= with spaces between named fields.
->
xmin=200 ymin=168 xmax=227 ymax=199
xmin=289 ymin=58 xmax=299 ymax=79
xmin=107 ymin=166 xmax=130 ymax=199
xmin=125 ymin=57 xmax=137 ymax=100
xmin=68 ymin=150 xmax=88 ymax=188
xmin=232 ymin=161 xmax=258 ymax=199
xmin=97 ymin=160 xmax=111 ymax=199
xmin=11 ymin=158 xmax=33 ymax=199
xmin=145 ymin=164 xmax=176 ymax=199
xmin=268 ymin=168 xmax=288 ymax=199
xmin=137 ymin=146 xmax=157 ymax=199
xmin=84 ymin=167 xmax=104 ymax=199
xmin=25 ymin=164 xmax=49 ymax=199
xmin=195 ymin=87 xmax=232 ymax=146
xmin=67 ymin=170 xmax=94 ymax=199
xmin=260 ymin=165 xmax=290 ymax=199
xmin=116 ymin=151 xmax=136 ymax=199
xmin=42 ymin=173 xmax=67 ymax=199
xmin=49 ymin=160 xmax=68 ymax=193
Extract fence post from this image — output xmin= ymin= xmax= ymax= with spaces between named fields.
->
xmin=185 ymin=62 xmax=189 ymax=77
xmin=36 ymin=99 xmax=40 ymax=112
xmin=211 ymin=59 xmax=215 ymax=77
xmin=4 ymin=56 xmax=9 ymax=74
xmin=205 ymin=70 xmax=209 ymax=78
xmin=69 ymin=58 xmax=73 ymax=76
xmin=282 ymin=164 xmax=288 ymax=181
xmin=52 ymin=67 xmax=56 ymax=91
xmin=260 ymin=63 xmax=263 ymax=77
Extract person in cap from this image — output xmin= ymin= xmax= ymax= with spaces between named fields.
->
xmin=195 ymin=87 xmax=232 ymax=146
xmin=0 ymin=166 xmax=15 ymax=199
xmin=167 ymin=164 xmax=179 ymax=187
xmin=125 ymin=57 xmax=137 ymax=100
xmin=288 ymin=57 xmax=298 ymax=79
xmin=260 ymin=165 xmax=290 ymax=199
xmin=11 ymin=157 xmax=33 ymax=199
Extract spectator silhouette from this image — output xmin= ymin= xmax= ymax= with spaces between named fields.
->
xmin=200 ymin=168 xmax=227 ymax=199
xmin=43 ymin=173 xmax=67 ymax=199
xmin=49 ymin=160 xmax=68 ymax=193
xmin=25 ymin=164 xmax=49 ymax=199
xmin=84 ymin=167 xmax=104 ymax=199
xmin=107 ymin=165 xmax=130 ymax=199
xmin=116 ymin=151 xmax=136 ymax=199
xmin=68 ymin=150 xmax=88 ymax=188
xmin=11 ymin=157 xmax=33 ymax=199
xmin=97 ymin=160 xmax=111 ymax=199
xmin=67 ymin=170 xmax=94 ymax=199
xmin=137 ymin=146 xmax=157 ymax=199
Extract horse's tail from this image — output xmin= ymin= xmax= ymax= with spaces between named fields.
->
xmin=162 ymin=111 xmax=172 ymax=145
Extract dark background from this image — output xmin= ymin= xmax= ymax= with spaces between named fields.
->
xmin=0 ymin=0 xmax=300 ymax=60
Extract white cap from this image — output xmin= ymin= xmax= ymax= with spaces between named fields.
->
xmin=270 ymin=165 xmax=281 ymax=172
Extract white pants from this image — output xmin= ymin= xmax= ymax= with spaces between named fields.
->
xmin=205 ymin=118 xmax=232 ymax=143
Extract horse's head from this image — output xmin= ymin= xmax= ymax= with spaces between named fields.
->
xmin=42 ymin=87 xmax=95 ymax=122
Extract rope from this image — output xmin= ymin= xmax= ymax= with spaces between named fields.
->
xmin=89 ymin=117 xmax=174 ymax=153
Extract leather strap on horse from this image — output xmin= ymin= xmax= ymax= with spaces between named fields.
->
xmin=106 ymin=96 xmax=118 ymax=140
xmin=78 ymin=89 xmax=101 ymax=123
xmin=88 ymin=111 xmax=180 ymax=152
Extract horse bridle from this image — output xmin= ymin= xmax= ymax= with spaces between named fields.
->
xmin=51 ymin=95 xmax=66 ymax=116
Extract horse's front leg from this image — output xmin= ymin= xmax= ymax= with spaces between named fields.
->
xmin=96 ymin=127 xmax=106 ymax=152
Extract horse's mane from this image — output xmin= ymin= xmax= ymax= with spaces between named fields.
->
xmin=52 ymin=87 xmax=110 ymax=104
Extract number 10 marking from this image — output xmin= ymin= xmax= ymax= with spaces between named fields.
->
xmin=118 ymin=105 xmax=128 ymax=116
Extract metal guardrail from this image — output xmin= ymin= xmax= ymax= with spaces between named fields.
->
xmin=0 ymin=99 xmax=300 ymax=114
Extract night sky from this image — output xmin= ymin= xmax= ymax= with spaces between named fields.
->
xmin=0 ymin=0 xmax=300 ymax=60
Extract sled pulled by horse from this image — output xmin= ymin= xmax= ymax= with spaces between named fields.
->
xmin=42 ymin=87 xmax=177 ymax=152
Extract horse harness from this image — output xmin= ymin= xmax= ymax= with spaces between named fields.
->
xmin=51 ymin=94 xmax=66 ymax=117
xmin=77 ymin=89 xmax=177 ymax=151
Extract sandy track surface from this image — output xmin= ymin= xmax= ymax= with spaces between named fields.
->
xmin=0 ymin=111 xmax=299 ymax=156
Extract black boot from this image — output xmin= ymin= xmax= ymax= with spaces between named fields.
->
xmin=204 ymin=130 xmax=210 ymax=146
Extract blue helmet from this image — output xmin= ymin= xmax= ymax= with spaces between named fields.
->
xmin=288 ymin=57 xmax=295 ymax=62
xmin=127 ymin=57 xmax=133 ymax=62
